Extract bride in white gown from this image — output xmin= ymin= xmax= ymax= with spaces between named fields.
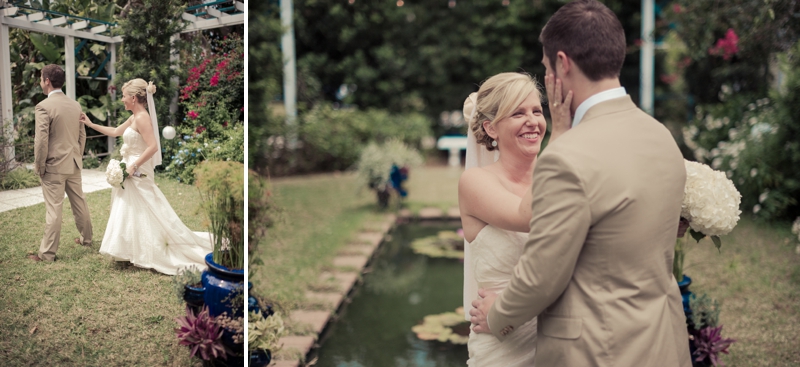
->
xmin=459 ymin=72 xmax=572 ymax=366
xmin=80 ymin=79 xmax=212 ymax=275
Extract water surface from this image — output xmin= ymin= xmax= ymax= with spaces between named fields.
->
xmin=313 ymin=222 xmax=468 ymax=367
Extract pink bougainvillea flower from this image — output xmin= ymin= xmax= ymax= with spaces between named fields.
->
xmin=188 ymin=111 xmax=199 ymax=120
xmin=210 ymin=72 xmax=220 ymax=87
xmin=708 ymin=29 xmax=739 ymax=60
xmin=196 ymin=126 xmax=206 ymax=134
xmin=660 ymin=73 xmax=679 ymax=84
xmin=222 ymin=121 xmax=228 ymax=128
xmin=672 ymin=4 xmax=682 ymax=13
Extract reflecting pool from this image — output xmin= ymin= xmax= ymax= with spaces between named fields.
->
xmin=312 ymin=221 xmax=468 ymax=367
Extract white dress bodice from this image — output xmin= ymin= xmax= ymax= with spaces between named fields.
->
xmin=467 ymin=225 xmax=537 ymax=367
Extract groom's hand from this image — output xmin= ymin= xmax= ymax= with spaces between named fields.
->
xmin=470 ymin=288 xmax=498 ymax=334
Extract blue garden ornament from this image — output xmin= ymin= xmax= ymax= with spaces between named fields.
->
xmin=389 ymin=164 xmax=409 ymax=197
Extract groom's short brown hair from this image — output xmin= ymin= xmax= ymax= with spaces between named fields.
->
xmin=41 ymin=64 xmax=66 ymax=89
xmin=539 ymin=0 xmax=626 ymax=81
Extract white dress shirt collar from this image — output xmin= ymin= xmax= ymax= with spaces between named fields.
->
xmin=48 ymin=89 xmax=64 ymax=98
xmin=572 ymin=87 xmax=627 ymax=127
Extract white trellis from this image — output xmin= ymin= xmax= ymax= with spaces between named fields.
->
xmin=0 ymin=0 xmax=244 ymax=163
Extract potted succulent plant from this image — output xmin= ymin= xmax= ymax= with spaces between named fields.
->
xmin=248 ymin=307 xmax=285 ymax=367
xmin=356 ymin=140 xmax=423 ymax=208
xmin=174 ymin=306 xmax=228 ymax=363
xmin=172 ymin=265 xmax=205 ymax=313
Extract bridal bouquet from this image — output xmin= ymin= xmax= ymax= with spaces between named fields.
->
xmin=106 ymin=159 xmax=145 ymax=189
xmin=674 ymin=159 xmax=742 ymax=281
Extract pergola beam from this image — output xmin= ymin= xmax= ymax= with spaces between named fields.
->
xmin=0 ymin=15 xmax=121 ymax=43
xmin=180 ymin=12 xmax=243 ymax=33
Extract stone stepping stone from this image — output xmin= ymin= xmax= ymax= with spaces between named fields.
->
xmin=356 ymin=232 xmax=384 ymax=249
xmin=271 ymin=360 xmax=300 ymax=367
xmin=332 ymin=255 xmax=369 ymax=270
xmin=338 ymin=244 xmax=374 ymax=257
xmin=305 ymin=291 xmax=344 ymax=310
xmin=418 ymin=207 xmax=444 ymax=219
xmin=447 ymin=207 xmax=460 ymax=218
xmin=318 ymin=272 xmax=359 ymax=293
xmin=276 ymin=335 xmax=316 ymax=361
xmin=289 ymin=310 xmax=330 ymax=335
xmin=398 ymin=208 xmax=412 ymax=218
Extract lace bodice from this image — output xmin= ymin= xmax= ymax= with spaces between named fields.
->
xmin=469 ymin=225 xmax=528 ymax=293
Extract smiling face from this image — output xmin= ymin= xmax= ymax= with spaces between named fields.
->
xmin=484 ymin=90 xmax=546 ymax=159
xmin=121 ymin=88 xmax=135 ymax=111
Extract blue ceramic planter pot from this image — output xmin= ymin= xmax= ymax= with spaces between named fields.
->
xmin=249 ymin=350 xmax=271 ymax=367
xmin=202 ymin=253 xmax=245 ymax=318
xmin=183 ymin=284 xmax=205 ymax=312
xmin=677 ymin=275 xmax=693 ymax=317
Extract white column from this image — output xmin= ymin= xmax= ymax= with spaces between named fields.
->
xmin=107 ymin=42 xmax=117 ymax=153
xmin=0 ymin=22 xmax=14 ymax=162
xmin=639 ymin=0 xmax=654 ymax=115
xmin=65 ymin=36 xmax=76 ymax=100
xmin=281 ymin=0 xmax=297 ymax=147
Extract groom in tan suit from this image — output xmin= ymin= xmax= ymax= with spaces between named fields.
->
xmin=29 ymin=64 xmax=93 ymax=262
xmin=470 ymin=1 xmax=692 ymax=366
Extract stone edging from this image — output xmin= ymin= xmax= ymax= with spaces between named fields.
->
xmin=270 ymin=207 xmax=460 ymax=367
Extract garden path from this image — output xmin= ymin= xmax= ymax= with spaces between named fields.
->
xmin=0 ymin=166 xmax=110 ymax=213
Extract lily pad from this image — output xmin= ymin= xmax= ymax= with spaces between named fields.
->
xmin=411 ymin=307 xmax=470 ymax=345
xmin=410 ymin=230 xmax=464 ymax=259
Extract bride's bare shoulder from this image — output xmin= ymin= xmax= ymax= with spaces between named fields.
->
xmin=459 ymin=166 xmax=503 ymax=193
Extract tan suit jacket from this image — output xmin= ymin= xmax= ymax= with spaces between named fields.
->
xmin=488 ymin=96 xmax=692 ymax=367
xmin=34 ymin=90 xmax=92 ymax=260
xmin=34 ymin=91 xmax=85 ymax=175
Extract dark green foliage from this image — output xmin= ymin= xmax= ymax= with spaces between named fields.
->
xmin=112 ymin=0 xmax=185 ymax=130
xmin=665 ymin=0 xmax=800 ymax=105
xmin=247 ymin=2 xmax=284 ymax=172
xmin=683 ymin=41 xmax=800 ymax=221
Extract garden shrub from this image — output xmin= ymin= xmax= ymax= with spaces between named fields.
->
xmin=267 ymin=104 xmax=433 ymax=174
xmin=164 ymin=34 xmax=244 ymax=183
xmin=683 ymin=41 xmax=800 ymax=221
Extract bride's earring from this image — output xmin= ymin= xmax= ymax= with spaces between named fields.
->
xmin=491 ymin=140 xmax=497 ymax=147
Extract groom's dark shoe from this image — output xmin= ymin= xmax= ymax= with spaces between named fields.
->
xmin=28 ymin=254 xmax=43 ymax=262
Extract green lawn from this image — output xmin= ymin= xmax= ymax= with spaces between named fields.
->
xmin=0 ymin=176 xmax=207 ymax=367
xmin=254 ymin=164 xmax=800 ymax=366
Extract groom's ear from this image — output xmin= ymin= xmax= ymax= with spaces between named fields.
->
xmin=556 ymin=51 xmax=572 ymax=76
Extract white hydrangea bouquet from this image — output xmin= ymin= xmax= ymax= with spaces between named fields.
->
xmin=105 ymin=159 xmax=145 ymax=189
xmin=674 ymin=159 xmax=742 ymax=282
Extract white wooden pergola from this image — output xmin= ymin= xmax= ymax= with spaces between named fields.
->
xmin=0 ymin=0 xmax=244 ymax=162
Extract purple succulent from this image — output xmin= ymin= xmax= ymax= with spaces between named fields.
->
xmin=175 ymin=306 xmax=228 ymax=361
xmin=692 ymin=325 xmax=736 ymax=367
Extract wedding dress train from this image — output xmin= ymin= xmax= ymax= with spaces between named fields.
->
xmin=467 ymin=225 xmax=537 ymax=367
xmin=99 ymin=127 xmax=212 ymax=275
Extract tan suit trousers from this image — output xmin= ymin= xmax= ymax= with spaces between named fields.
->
xmin=38 ymin=168 xmax=93 ymax=261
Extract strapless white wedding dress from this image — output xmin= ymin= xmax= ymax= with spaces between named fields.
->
xmin=98 ymin=127 xmax=212 ymax=275
xmin=467 ymin=225 xmax=537 ymax=367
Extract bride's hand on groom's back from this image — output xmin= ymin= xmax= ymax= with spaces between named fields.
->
xmin=545 ymin=74 xmax=573 ymax=142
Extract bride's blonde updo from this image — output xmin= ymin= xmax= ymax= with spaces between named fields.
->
xmin=121 ymin=78 xmax=157 ymax=104
xmin=464 ymin=72 xmax=541 ymax=151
